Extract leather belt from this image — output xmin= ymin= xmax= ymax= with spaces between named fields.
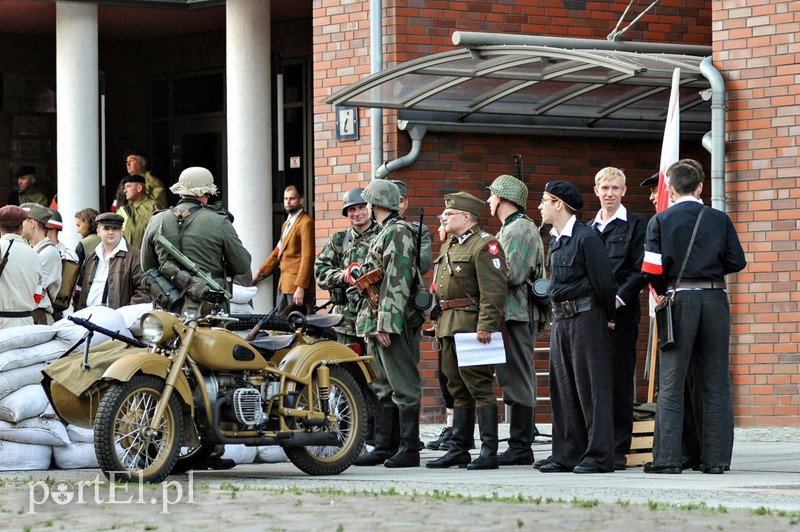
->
xmin=439 ymin=297 xmax=477 ymax=311
xmin=667 ymin=280 xmax=726 ymax=290
xmin=551 ymin=296 xmax=593 ymax=321
xmin=0 ymin=311 xmax=32 ymax=318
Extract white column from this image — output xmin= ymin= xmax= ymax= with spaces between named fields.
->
xmin=55 ymin=2 xmax=99 ymax=250
xmin=226 ymin=0 xmax=272 ymax=312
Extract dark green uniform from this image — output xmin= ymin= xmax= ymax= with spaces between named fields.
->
xmin=434 ymin=227 xmax=507 ymax=408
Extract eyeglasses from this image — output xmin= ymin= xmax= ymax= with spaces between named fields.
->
xmin=440 ymin=210 xmax=466 ymax=219
xmin=539 ymin=198 xmax=560 ymax=205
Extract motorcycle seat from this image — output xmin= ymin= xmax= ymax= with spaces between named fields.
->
xmin=249 ymin=334 xmax=296 ymax=353
xmin=305 ymin=314 xmax=343 ymax=329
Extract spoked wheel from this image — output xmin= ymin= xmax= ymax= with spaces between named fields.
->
xmin=171 ymin=443 xmax=216 ymax=474
xmin=94 ymin=374 xmax=183 ymax=483
xmin=284 ymin=365 xmax=367 ymax=475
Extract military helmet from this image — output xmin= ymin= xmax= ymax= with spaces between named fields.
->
xmin=362 ymin=179 xmax=400 ymax=211
xmin=487 ymin=174 xmax=528 ymax=208
xmin=341 ymin=188 xmax=366 ymax=216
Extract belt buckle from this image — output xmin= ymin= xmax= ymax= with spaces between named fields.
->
xmin=559 ymin=300 xmax=575 ymax=318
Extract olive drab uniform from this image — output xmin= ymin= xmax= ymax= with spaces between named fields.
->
xmin=314 ymin=221 xmax=379 ymax=345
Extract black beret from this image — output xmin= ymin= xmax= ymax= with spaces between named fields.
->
xmin=544 ymin=180 xmax=584 ymax=211
xmin=640 ymin=173 xmax=659 ymax=187
xmin=95 ymin=212 xmax=124 ymax=228
xmin=14 ymin=166 xmax=36 ymax=179
xmin=122 ymin=174 xmax=146 ymax=185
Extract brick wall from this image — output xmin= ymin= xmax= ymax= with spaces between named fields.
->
xmin=313 ymin=0 xmax=719 ymax=422
xmin=712 ymin=0 xmax=800 ymax=425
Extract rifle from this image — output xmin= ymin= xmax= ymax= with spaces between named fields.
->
xmin=155 ymin=234 xmax=231 ymax=299
xmin=65 ymin=315 xmax=148 ymax=369
xmin=0 ymin=240 xmax=13 ymax=279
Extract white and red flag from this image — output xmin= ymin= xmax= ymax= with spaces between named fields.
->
xmin=655 ymin=67 xmax=681 ymax=214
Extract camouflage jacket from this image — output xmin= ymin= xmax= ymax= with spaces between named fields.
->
xmin=355 ymin=214 xmax=424 ymax=336
xmin=314 ymin=221 xmax=379 ymax=336
xmin=496 ymin=211 xmax=546 ymax=323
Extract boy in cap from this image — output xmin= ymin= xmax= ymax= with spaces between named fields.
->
xmin=427 ymin=191 xmax=507 ymax=470
xmin=487 ymin=174 xmax=546 ymax=466
xmin=535 ymin=181 xmax=617 ymax=474
xmin=20 ymin=203 xmax=62 ymax=324
xmin=119 ymin=174 xmax=159 ymax=248
xmin=0 ymin=205 xmax=44 ymax=329
xmin=75 ymin=212 xmax=150 ymax=310
xmin=353 ymin=179 xmax=424 ymax=468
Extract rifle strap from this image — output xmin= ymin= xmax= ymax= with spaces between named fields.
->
xmin=0 ymin=239 xmax=13 ymax=279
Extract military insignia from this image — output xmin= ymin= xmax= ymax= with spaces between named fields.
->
xmin=492 ymin=258 xmax=501 ymax=269
xmin=488 ymin=242 xmax=499 ymax=255
xmin=455 ymin=266 xmax=462 ymax=273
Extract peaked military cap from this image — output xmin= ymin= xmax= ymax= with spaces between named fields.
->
xmin=444 ymin=191 xmax=485 ymax=216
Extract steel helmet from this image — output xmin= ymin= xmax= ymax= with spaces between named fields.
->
xmin=487 ymin=174 xmax=528 ymax=208
xmin=341 ymin=188 xmax=367 ymax=216
xmin=362 ymin=179 xmax=400 ymax=211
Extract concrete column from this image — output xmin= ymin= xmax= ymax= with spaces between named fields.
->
xmin=55 ymin=2 xmax=99 ymax=249
xmin=226 ymin=0 xmax=272 ymax=312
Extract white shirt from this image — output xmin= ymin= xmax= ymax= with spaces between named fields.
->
xmin=86 ymin=239 xmax=128 ymax=307
xmin=549 ymin=215 xmax=577 ymax=241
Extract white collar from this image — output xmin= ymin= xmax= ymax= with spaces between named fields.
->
xmin=550 ymin=214 xmax=577 ymax=240
xmin=591 ymin=204 xmax=628 ymax=228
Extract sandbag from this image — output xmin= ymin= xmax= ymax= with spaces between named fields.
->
xmin=256 ymin=446 xmax=288 ymax=463
xmin=0 ymin=338 xmax=71 ymax=372
xmin=40 ymin=403 xmax=57 ymax=419
xmin=230 ymin=284 xmax=257 ymax=314
xmin=221 ymin=444 xmax=258 ymax=465
xmin=116 ymin=303 xmax=154 ymax=337
xmin=0 ymin=363 xmax=46 ymax=401
xmin=0 ymin=440 xmax=52 ymax=471
xmin=65 ymin=424 xmax=94 ymax=443
xmin=54 ymin=305 xmax=133 ymax=346
xmin=0 ymin=325 xmax=57 ymax=354
xmin=0 ymin=417 xmax=70 ymax=447
xmin=53 ymin=442 xmax=99 ymax=469
xmin=0 ymin=384 xmax=50 ymax=423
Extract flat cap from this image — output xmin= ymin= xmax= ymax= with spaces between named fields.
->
xmin=122 ymin=174 xmax=146 ymax=185
xmin=0 ymin=205 xmax=27 ymax=226
xmin=444 ymin=191 xmax=485 ymax=216
xmin=124 ymin=149 xmax=149 ymax=161
xmin=13 ymin=166 xmax=36 ymax=179
xmin=95 ymin=212 xmax=124 ymax=228
xmin=45 ymin=208 xmax=63 ymax=230
xmin=544 ymin=181 xmax=584 ymax=211
xmin=640 ymin=173 xmax=659 ymax=187
xmin=388 ymin=179 xmax=408 ymax=198
xmin=20 ymin=203 xmax=52 ymax=225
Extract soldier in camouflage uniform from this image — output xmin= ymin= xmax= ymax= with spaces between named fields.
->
xmin=353 ymin=179 xmax=424 ymax=468
xmin=389 ymin=180 xmax=432 ymax=275
xmin=315 ymin=187 xmax=379 ymax=350
xmin=427 ymin=192 xmax=508 ymax=471
xmin=487 ymin=174 xmax=546 ymax=466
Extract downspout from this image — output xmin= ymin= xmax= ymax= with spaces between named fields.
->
xmin=699 ymin=57 xmax=726 ymax=212
xmin=374 ymin=121 xmax=427 ymax=178
xmin=370 ymin=0 xmax=383 ymax=180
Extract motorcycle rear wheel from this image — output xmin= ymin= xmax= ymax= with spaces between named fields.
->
xmin=94 ymin=374 xmax=184 ymax=484
xmin=284 ymin=365 xmax=366 ymax=475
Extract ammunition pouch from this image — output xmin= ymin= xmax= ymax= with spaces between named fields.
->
xmin=331 ymin=285 xmax=348 ymax=306
xmin=145 ymin=268 xmax=183 ymax=312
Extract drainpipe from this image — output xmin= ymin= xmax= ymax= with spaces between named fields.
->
xmin=370 ymin=0 xmax=383 ymax=179
xmin=699 ymin=57 xmax=726 ymax=212
xmin=374 ymin=121 xmax=427 ymax=178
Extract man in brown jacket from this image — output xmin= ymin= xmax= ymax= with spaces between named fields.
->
xmin=75 ymin=212 xmax=150 ymax=310
xmin=253 ymin=184 xmax=315 ymax=314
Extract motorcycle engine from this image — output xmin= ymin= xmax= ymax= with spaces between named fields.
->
xmin=233 ymin=387 xmax=267 ymax=427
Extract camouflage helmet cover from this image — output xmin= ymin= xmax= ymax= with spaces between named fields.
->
xmin=341 ymin=187 xmax=367 ymax=216
xmin=362 ymin=179 xmax=400 ymax=211
xmin=488 ymin=174 xmax=528 ymax=208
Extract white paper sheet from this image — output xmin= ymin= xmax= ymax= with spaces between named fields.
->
xmin=454 ymin=331 xmax=506 ymax=367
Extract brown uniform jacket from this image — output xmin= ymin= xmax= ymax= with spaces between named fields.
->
xmin=75 ymin=243 xmax=150 ymax=310
xmin=256 ymin=211 xmax=315 ymax=295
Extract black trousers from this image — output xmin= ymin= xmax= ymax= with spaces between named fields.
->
xmin=609 ymin=303 xmax=640 ymax=457
xmin=549 ymin=307 xmax=614 ymax=470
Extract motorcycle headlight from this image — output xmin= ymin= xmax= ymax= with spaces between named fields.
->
xmin=141 ymin=314 xmax=166 ymax=344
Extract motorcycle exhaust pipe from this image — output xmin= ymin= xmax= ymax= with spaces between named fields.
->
xmin=211 ymin=396 xmax=341 ymax=448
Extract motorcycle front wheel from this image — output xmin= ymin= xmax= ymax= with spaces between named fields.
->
xmin=94 ymin=374 xmax=184 ymax=484
xmin=284 ymin=365 xmax=367 ymax=475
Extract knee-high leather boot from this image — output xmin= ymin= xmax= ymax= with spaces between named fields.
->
xmin=353 ymin=404 xmax=399 ymax=466
xmin=426 ymin=407 xmax=474 ymax=469
xmin=384 ymin=407 xmax=420 ymax=468
xmin=497 ymin=404 xmax=534 ymax=466
xmin=467 ymin=405 xmax=499 ymax=470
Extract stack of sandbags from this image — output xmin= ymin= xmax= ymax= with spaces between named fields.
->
xmin=54 ymin=305 xmax=135 ymax=347
xmin=115 ymin=303 xmax=155 ymax=338
xmin=230 ymin=284 xmax=258 ymax=314
xmin=53 ymin=424 xmax=98 ymax=469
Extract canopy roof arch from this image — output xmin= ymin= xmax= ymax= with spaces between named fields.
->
xmin=327 ymin=33 xmax=714 ymax=139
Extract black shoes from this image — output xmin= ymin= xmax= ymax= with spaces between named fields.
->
xmin=426 ymin=427 xmax=453 ymax=450
xmin=614 ymin=455 xmax=627 ymax=471
xmin=702 ymin=465 xmax=725 ymax=474
xmin=203 ymin=457 xmax=236 ymax=470
xmin=533 ymin=457 xmax=552 ymax=470
xmin=426 ymin=450 xmax=472 ymax=469
xmin=538 ymin=460 xmax=572 ymax=473
xmin=644 ymin=463 xmax=682 ymax=474
xmin=497 ymin=446 xmax=534 ymax=466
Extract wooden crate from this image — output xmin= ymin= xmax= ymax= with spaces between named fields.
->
xmin=625 ymin=419 xmax=655 ymax=467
